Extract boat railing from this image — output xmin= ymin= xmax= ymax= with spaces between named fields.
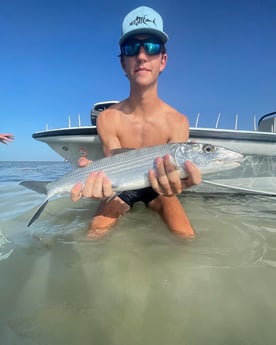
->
xmin=193 ymin=111 xmax=275 ymax=133
xmin=42 ymin=103 xmax=276 ymax=134
xmin=194 ymin=113 xmax=258 ymax=131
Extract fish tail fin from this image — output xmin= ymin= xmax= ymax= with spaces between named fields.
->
xmin=20 ymin=181 xmax=51 ymax=226
xmin=20 ymin=181 xmax=50 ymax=195
xmin=27 ymin=199 xmax=49 ymax=227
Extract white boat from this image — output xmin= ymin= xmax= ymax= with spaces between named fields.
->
xmin=32 ymin=102 xmax=276 ymax=195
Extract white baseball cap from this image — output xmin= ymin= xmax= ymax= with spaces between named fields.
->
xmin=119 ymin=6 xmax=169 ymax=45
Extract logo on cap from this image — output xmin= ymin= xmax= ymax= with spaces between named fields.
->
xmin=129 ymin=15 xmax=157 ymax=27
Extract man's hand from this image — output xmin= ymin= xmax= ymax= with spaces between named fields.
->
xmin=148 ymin=155 xmax=202 ymax=196
xmin=70 ymin=157 xmax=113 ymax=202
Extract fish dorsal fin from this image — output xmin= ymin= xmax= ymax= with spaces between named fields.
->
xmin=20 ymin=181 xmax=50 ymax=195
xmin=109 ymin=148 xmax=134 ymax=156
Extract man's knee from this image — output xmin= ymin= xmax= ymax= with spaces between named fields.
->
xmin=96 ymin=196 xmax=130 ymax=218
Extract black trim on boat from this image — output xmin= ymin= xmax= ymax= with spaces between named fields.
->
xmin=32 ymin=127 xmax=98 ymax=138
xmin=258 ymin=111 xmax=276 ymax=127
xmin=190 ymin=128 xmax=276 ymax=143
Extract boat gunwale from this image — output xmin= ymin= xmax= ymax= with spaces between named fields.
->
xmin=32 ymin=126 xmax=276 ymax=143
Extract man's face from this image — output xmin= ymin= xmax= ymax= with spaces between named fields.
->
xmin=120 ymin=35 xmax=167 ymax=85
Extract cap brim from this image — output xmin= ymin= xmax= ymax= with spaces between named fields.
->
xmin=119 ymin=28 xmax=168 ymax=45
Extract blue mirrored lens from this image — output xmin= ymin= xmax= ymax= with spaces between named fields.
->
xmin=143 ymin=42 xmax=161 ymax=55
xmin=123 ymin=42 xmax=141 ymax=56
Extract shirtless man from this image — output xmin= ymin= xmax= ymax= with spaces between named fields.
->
xmin=71 ymin=6 xmax=201 ymax=238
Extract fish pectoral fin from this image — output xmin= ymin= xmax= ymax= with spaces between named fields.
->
xmin=20 ymin=181 xmax=50 ymax=195
xmin=105 ymin=192 xmax=118 ymax=203
xmin=109 ymin=148 xmax=134 ymax=156
xmin=27 ymin=199 xmax=49 ymax=227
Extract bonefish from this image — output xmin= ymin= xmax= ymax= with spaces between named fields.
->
xmin=20 ymin=142 xmax=244 ymax=227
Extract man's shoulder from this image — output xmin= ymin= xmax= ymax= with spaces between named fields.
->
xmin=162 ymin=103 xmax=188 ymax=122
xmin=160 ymin=103 xmax=189 ymax=141
xmin=97 ymin=104 xmax=123 ymax=120
xmin=101 ymin=99 xmax=128 ymax=113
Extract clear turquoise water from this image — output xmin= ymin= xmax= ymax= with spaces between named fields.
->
xmin=0 ymin=161 xmax=276 ymax=345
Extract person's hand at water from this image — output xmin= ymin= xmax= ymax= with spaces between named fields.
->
xmin=0 ymin=133 xmax=14 ymax=145
xmin=70 ymin=157 xmax=113 ymax=201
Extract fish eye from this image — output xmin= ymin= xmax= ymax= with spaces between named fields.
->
xmin=203 ymin=144 xmax=215 ymax=153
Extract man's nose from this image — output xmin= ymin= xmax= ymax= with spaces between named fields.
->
xmin=136 ymin=46 xmax=148 ymax=60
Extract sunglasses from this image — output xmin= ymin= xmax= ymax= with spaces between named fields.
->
xmin=121 ymin=39 xmax=163 ymax=57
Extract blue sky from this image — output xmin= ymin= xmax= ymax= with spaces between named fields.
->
xmin=1 ymin=0 xmax=275 ymax=161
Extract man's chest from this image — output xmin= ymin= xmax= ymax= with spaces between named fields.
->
xmin=117 ymin=120 xmax=169 ymax=148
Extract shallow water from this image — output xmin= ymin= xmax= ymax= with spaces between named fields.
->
xmin=0 ymin=161 xmax=276 ymax=345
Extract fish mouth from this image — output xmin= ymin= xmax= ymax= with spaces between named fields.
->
xmin=221 ymin=151 xmax=244 ymax=162
xmin=210 ymin=154 xmax=245 ymax=167
xmin=232 ymin=154 xmax=245 ymax=166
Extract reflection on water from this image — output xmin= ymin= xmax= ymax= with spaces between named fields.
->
xmin=0 ymin=161 xmax=276 ymax=345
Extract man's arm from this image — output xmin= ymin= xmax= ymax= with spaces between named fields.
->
xmin=97 ymin=109 xmax=122 ymax=156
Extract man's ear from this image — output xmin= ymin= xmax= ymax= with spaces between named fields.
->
xmin=160 ymin=53 xmax=168 ymax=73
xmin=120 ymin=56 xmax=129 ymax=78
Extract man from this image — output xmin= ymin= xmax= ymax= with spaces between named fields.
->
xmin=71 ymin=6 xmax=201 ymax=238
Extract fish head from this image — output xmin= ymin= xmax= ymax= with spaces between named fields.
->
xmin=173 ymin=143 xmax=244 ymax=175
